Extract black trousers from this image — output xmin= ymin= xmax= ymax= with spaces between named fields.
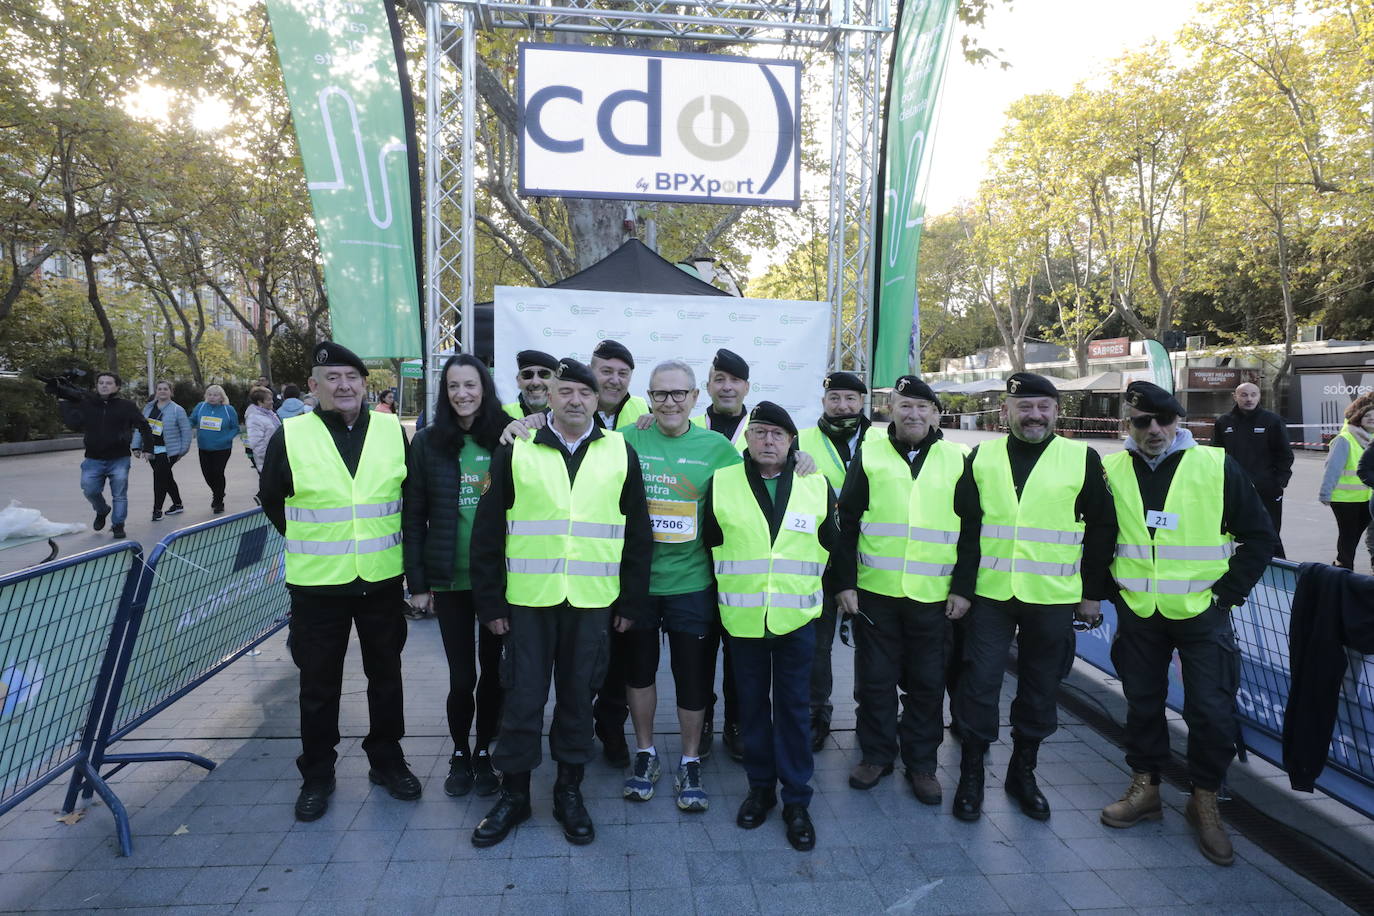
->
xmin=853 ymin=591 xmax=951 ymax=773
xmin=809 ymin=592 xmax=839 ymax=724
xmin=197 ymin=447 xmax=232 ymax=505
xmin=593 ymin=628 xmax=631 ymax=742
xmin=494 ymin=604 xmax=609 ymax=774
xmin=954 ymin=598 xmax=1075 ymax=748
xmin=1331 ymin=501 xmax=1372 ymax=569
xmin=1111 ymin=603 xmax=1239 ymax=791
xmin=288 ymin=584 xmax=408 ymax=784
xmin=731 ymin=623 xmax=815 ymax=806
xmin=1260 ymin=490 xmax=1286 ymax=559
xmin=149 ymin=453 xmax=183 ymax=512
xmin=433 ymin=590 xmax=503 ymax=754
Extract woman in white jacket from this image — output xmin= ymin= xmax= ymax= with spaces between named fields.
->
xmin=245 ymin=386 xmax=282 ymax=473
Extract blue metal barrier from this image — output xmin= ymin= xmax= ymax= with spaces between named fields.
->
xmin=64 ymin=509 xmax=289 ymax=854
xmin=1074 ymin=559 xmax=1374 ymax=818
xmin=0 ymin=542 xmax=142 ymax=820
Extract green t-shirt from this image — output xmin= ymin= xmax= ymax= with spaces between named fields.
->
xmin=623 ymin=423 xmax=742 ymax=596
xmin=436 ymin=437 xmax=492 ymax=592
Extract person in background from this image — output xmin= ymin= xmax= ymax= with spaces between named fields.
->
xmin=403 ymin=353 xmax=510 ymax=800
xmin=132 ymin=380 xmax=191 ymax=522
xmin=190 ymin=384 xmax=240 ymax=513
xmin=590 ymin=339 xmax=648 ymax=431
xmin=46 ymin=370 xmax=152 ymax=540
xmin=1213 ymin=382 xmax=1294 ymax=557
xmin=255 ymin=375 xmax=282 ymax=410
xmin=795 ymin=370 xmax=871 ymax=752
xmin=303 ymin=394 xmax=318 ymax=412
xmin=1360 ymin=417 xmax=1374 ymax=565
xmin=689 ymin=348 xmax=752 ymax=449
xmin=1319 ymin=395 xmax=1374 ymax=570
xmin=278 ymin=384 xmax=308 ymax=420
xmin=503 ymin=349 xmax=559 ymax=419
xmin=375 ymin=389 xmax=397 ymax=415
xmin=246 ymin=386 xmax=282 ymax=473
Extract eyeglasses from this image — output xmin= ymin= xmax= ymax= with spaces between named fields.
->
xmin=1129 ymin=412 xmax=1177 ymax=430
xmin=648 ymin=389 xmax=692 ymax=404
xmin=519 ymin=368 xmax=553 ymax=381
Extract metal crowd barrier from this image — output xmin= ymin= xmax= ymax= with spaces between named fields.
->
xmin=0 ymin=509 xmax=288 ymax=855
xmin=1074 ymin=558 xmax=1374 ymax=818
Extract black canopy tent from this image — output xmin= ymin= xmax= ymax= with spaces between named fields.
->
xmin=472 ymin=239 xmax=730 ymax=362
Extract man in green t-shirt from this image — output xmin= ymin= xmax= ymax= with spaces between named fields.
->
xmin=619 ymin=359 xmax=742 ymax=813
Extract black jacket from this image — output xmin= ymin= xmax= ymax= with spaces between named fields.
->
xmin=1282 ymin=563 xmax=1374 ymax=792
xmin=57 ymin=390 xmax=153 ymax=460
xmin=1358 ymin=436 xmax=1374 ymax=489
xmin=832 ymin=424 xmax=946 ymax=592
xmin=257 ymin=407 xmax=410 ymax=596
xmin=950 ymin=435 xmax=1118 ymax=603
xmin=1212 ymin=406 xmax=1294 ymax=496
xmin=469 ymin=424 xmax=652 ymax=623
xmin=1112 ymin=445 xmax=1276 ymax=609
xmin=401 ymin=426 xmax=472 ymax=594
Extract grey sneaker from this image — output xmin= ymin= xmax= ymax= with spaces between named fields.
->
xmin=623 ymin=751 xmax=660 ymax=801
xmin=674 ymin=760 xmax=709 ymax=812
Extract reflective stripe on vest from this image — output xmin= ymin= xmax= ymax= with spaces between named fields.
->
xmin=855 ymin=428 xmax=967 ymax=602
xmin=796 ymin=426 xmax=850 ymax=495
xmin=504 ymin=431 xmax=629 ymax=608
xmin=710 ymin=464 xmax=829 ymax=637
xmin=1332 ymin=426 xmax=1372 ymax=503
xmin=971 ymin=436 xmax=1088 ymax=605
xmin=1104 ymin=445 xmax=1233 ymax=619
xmin=282 ymin=411 xmax=405 ymax=586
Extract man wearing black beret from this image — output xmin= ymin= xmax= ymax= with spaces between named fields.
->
xmin=1098 ymin=381 xmax=1274 ymax=866
xmin=258 ymin=341 xmax=419 ymax=823
xmin=830 ymin=376 xmax=968 ymax=803
xmin=504 ymin=349 xmax=559 ymax=419
xmin=702 ymin=401 xmax=838 ymax=851
xmin=690 ymin=348 xmax=753 ymax=451
xmin=948 ymin=371 xmax=1118 ymax=824
xmin=469 ymin=357 xmax=652 ymax=848
xmin=591 ymin=339 xmax=649 ymax=431
xmin=795 ymin=370 xmax=872 ymax=751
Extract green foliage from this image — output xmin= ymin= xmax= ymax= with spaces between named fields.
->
xmin=0 ymin=377 xmax=65 ymax=442
xmin=270 ymin=327 xmax=314 ymax=389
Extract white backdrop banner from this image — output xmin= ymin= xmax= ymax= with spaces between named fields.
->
xmin=493 ymin=287 xmax=831 ymax=427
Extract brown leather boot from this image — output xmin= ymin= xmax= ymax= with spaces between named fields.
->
xmin=1185 ymin=788 xmax=1234 ymax=866
xmin=1100 ymin=771 xmax=1162 ymax=828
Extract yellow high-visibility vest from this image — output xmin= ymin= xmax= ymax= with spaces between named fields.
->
xmin=856 ymin=428 xmax=968 ymax=603
xmin=1332 ymin=425 xmax=1372 ymax=503
xmin=796 ymin=426 xmax=851 ymax=495
xmin=505 ymin=431 xmax=629 ymax=608
xmin=691 ymin=411 xmax=749 ymax=453
xmin=972 ymin=436 xmax=1088 ymax=605
xmin=283 ymin=412 xmax=405 ymax=586
xmin=1104 ymin=446 xmax=1234 ymax=619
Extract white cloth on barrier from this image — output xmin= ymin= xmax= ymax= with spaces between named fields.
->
xmin=493 ymin=286 xmax=832 ymax=428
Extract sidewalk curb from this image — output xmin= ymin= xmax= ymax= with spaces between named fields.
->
xmin=0 ymin=437 xmax=84 ymax=457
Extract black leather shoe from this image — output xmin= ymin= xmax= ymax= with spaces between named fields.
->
xmin=471 ymin=789 xmax=531 ymax=848
xmin=953 ymin=744 xmax=986 ymax=822
xmin=369 ymin=760 xmax=422 ymax=800
xmin=294 ymin=779 xmax=335 ymax=822
xmin=723 ymin=722 xmax=745 ymax=763
xmin=699 ymin=719 xmax=715 ymax=761
xmin=1005 ymin=740 xmax=1050 ymax=821
xmin=552 ymin=779 xmax=595 ymax=845
xmin=111 ymin=524 xmax=126 ymax=540
xmin=736 ymin=787 xmax=777 ymax=829
xmin=93 ymin=509 xmax=108 ymax=531
xmin=810 ymin=718 xmax=830 ymax=753
xmin=473 ymin=753 xmax=500 ymax=797
xmin=783 ymin=803 xmax=816 ymax=851
xmin=444 ymin=754 xmax=474 ymax=797
xmin=599 ymin=731 xmax=631 ymax=769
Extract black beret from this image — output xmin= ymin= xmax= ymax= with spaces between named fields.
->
xmin=592 ymin=339 xmax=635 ymax=369
xmin=1005 ymin=372 xmax=1058 ymax=399
xmin=516 ymin=349 xmax=559 ymax=372
xmin=712 ymin=348 xmax=750 ymax=381
xmin=312 ymin=340 xmax=369 ymax=376
xmin=555 ymin=357 xmax=598 ymax=391
xmin=823 ymin=371 xmax=866 ymax=395
xmin=893 ymin=375 xmax=940 ymax=407
xmin=1124 ymin=381 xmax=1186 ymax=418
xmin=748 ymin=400 xmax=797 ymax=438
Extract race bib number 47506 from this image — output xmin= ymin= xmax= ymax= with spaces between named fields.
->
xmin=648 ymin=498 xmax=697 ymax=544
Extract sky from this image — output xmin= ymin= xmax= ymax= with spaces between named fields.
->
xmin=922 ymin=0 xmax=1202 ymax=217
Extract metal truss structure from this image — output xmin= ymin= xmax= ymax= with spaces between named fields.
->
xmin=424 ymin=0 xmax=890 ymax=396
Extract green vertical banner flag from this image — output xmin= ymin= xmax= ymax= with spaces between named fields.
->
xmin=265 ymin=0 xmax=423 ymax=359
xmin=1145 ymin=339 xmax=1175 ymax=392
xmin=872 ymin=0 xmax=960 ymax=383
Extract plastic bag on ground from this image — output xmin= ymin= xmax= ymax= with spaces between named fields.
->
xmin=0 ymin=500 xmax=86 ymax=540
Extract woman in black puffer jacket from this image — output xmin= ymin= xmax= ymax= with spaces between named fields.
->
xmin=403 ymin=353 xmax=510 ymax=798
